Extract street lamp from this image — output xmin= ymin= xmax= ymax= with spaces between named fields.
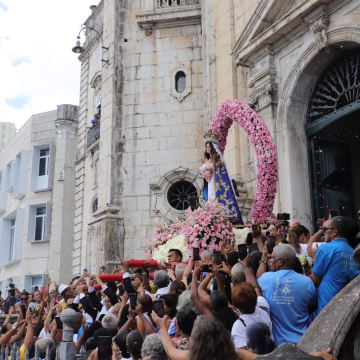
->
xmin=58 ymin=166 xmax=79 ymax=186
xmin=72 ymin=26 xmax=109 ymax=64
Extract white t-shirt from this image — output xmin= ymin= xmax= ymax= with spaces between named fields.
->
xmin=231 ymin=296 xmax=273 ymax=349
xmin=38 ymin=328 xmax=50 ymax=339
xmin=297 ymin=243 xmax=313 ymax=263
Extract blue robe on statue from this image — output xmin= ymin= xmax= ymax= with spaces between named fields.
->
xmin=203 ymin=163 xmax=244 ymax=228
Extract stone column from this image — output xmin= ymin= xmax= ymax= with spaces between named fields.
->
xmin=49 ymin=105 xmax=78 ymax=284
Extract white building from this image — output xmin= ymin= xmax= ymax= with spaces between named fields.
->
xmin=0 ymin=105 xmax=78 ymax=294
xmin=0 ymin=122 xmax=16 ymax=151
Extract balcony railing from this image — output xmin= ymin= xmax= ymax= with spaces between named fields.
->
xmin=87 ymin=122 xmax=100 ymax=148
xmin=156 ymin=0 xmax=199 ymax=8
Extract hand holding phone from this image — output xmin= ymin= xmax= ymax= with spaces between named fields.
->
xmin=21 ymin=304 xmax=26 ymax=319
xmin=55 ymin=316 xmax=63 ymax=329
xmin=193 ymin=247 xmax=200 ymax=262
xmin=213 ymin=252 xmax=222 ymax=265
xmin=237 ymin=244 xmax=247 ymax=261
xmin=129 ymin=293 xmax=137 ymax=310
xmin=266 ymin=236 xmax=276 ymax=254
xmin=153 ymin=299 xmax=165 ymax=318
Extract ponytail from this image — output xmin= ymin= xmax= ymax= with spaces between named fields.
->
xmin=264 ymin=336 xmax=276 ymax=354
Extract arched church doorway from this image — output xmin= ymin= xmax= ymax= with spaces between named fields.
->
xmin=306 ymin=51 xmax=360 ymax=227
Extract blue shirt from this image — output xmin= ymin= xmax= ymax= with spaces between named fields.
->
xmin=312 ymin=238 xmax=360 ymax=315
xmin=258 ymin=269 xmax=316 ymax=347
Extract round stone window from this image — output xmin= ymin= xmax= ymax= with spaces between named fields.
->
xmin=167 ymin=181 xmax=197 ymax=211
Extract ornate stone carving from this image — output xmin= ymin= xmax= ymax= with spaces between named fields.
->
xmin=246 ymin=83 xmax=277 ymax=111
xmin=138 ymin=22 xmax=155 ymax=36
xmin=150 ymin=167 xmax=202 ymax=222
xmin=309 ymin=15 xmax=330 ymax=50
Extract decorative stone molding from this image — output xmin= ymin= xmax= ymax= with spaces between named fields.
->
xmin=305 ymin=5 xmax=330 ymax=51
xmin=246 ymin=82 xmax=277 ymax=111
xmin=136 ymin=4 xmax=201 ymax=36
xmin=89 ymin=205 xmax=123 ymax=225
xmin=150 ymin=167 xmax=202 ymax=222
xmin=170 ymin=63 xmax=192 ymax=102
xmin=138 ymin=22 xmax=155 ymax=36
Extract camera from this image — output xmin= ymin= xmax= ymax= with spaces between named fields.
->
xmin=277 ymin=213 xmax=290 ymax=227
xmin=7 ymin=283 xmax=15 ymax=297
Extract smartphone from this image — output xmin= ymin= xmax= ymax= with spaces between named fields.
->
xmin=55 ymin=316 xmax=63 ymax=329
xmin=237 ymin=244 xmax=247 ymax=261
xmin=213 ymin=252 xmax=222 ymax=265
xmin=329 ymin=209 xmax=338 ymax=217
xmin=34 ymin=310 xmax=39 ymax=317
xmin=21 ymin=304 xmax=26 ymax=319
xmin=246 ymin=233 xmax=253 ymax=246
xmin=123 ymin=277 xmax=133 ymax=294
xmin=28 ymin=307 xmax=33 ymax=314
xmin=97 ymin=336 xmax=112 ymax=360
xmin=129 ymin=293 xmax=136 ymax=310
xmin=75 ymin=276 xmax=81 ymax=279
xmin=227 ymin=238 xmax=232 ymax=246
xmin=153 ymin=300 xmax=165 ymax=318
xmin=118 ymin=285 xmax=124 ymax=296
xmin=201 ymin=264 xmax=211 ymax=273
xmin=101 ymin=266 xmax=106 ymax=271
xmin=193 ymin=247 xmax=200 ymax=262
xmin=83 ymin=268 xmax=88 ymax=273
xmin=266 ymin=236 xmax=276 ymax=254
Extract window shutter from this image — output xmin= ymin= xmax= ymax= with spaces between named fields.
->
xmin=27 ymin=206 xmax=36 ymax=242
xmin=41 ymin=274 xmax=48 ymax=289
xmin=13 ymin=150 xmax=28 ymax=200
xmin=0 ymin=221 xmax=5 ymax=265
xmin=45 ymin=203 xmax=52 ymax=241
xmin=0 ymin=169 xmax=6 ymax=213
xmin=30 ymin=146 xmax=40 ymax=191
xmin=47 ymin=143 xmax=55 ymax=190
xmin=23 ymin=276 xmax=31 ymax=294
xmin=13 ymin=209 xmax=24 ymax=261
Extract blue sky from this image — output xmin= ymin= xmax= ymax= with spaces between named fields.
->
xmin=0 ymin=0 xmax=97 ymax=129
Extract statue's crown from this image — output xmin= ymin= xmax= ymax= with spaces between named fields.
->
xmin=204 ymin=129 xmax=220 ymax=144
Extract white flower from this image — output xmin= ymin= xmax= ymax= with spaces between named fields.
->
xmin=233 ymin=227 xmax=250 ymax=246
xmin=153 ymin=234 xmax=189 ymax=264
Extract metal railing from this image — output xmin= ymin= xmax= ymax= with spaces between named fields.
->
xmin=87 ymin=122 xmax=100 ymax=148
xmin=156 ymin=0 xmax=199 ymax=8
xmin=0 ymin=309 xmax=86 ymax=360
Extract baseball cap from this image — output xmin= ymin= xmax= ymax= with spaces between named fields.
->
xmin=58 ymin=284 xmax=70 ymax=295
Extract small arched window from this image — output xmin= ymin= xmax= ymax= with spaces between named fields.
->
xmin=92 ymin=198 xmax=98 ymax=214
xmin=175 ymin=71 xmax=186 ymax=93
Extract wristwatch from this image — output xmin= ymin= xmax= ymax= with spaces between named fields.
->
xmin=11 ymin=324 xmax=16 ymax=330
xmin=259 ymin=260 xmax=267 ymax=265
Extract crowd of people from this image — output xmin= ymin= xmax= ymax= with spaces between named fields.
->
xmin=0 ymin=215 xmax=359 ymax=360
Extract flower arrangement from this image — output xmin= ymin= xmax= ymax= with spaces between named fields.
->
xmin=143 ymin=220 xmax=183 ymax=260
xmin=144 ymin=201 xmax=235 ymax=259
xmin=233 ymin=227 xmax=250 ymax=246
xmin=210 ymin=99 xmax=279 ymax=223
xmin=182 ymin=200 xmax=235 ymax=255
xmin=200 ymin=162 xmax=213 ymax=182
xmin=152 ymin=234 xmax=189 ymax=264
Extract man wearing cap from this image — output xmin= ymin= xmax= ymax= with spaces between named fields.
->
xmin=59 ymin=284 xmax=73 ymax=311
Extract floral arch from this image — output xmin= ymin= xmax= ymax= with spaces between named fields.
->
xmin=210 ymin=99 xmax=278 ymax=222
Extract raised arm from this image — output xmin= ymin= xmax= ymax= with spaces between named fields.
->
xmin=239 ymin=255 xmax=262 ymax=296
xmin=182 ymin=255 xmax=194 ymax=288
xmin=24 ymin=309 xmax=34 ymax=351
xmin=152 ymin=312 xmax=188 ymax=360
xmin=190 ymin=263 xmax=212 ymax=315
xmin=256 ymin=241 xmax=269 ymax=279
xmin=136 ymin=303 xmax=155 ymax=336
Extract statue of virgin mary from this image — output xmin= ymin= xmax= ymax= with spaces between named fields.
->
xmin=200 ymin=130 xmax=244 ymax=228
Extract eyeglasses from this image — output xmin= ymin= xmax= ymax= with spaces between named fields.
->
xmin=20 ymin=298 xmax=28 ymax=302
xmin=320 ymin=226 xmax=334 ymax=233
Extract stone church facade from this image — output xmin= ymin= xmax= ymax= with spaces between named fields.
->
xmin=73 ymin=0 xmax=360 ymax=273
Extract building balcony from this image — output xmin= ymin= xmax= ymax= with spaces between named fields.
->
xmin=137 ymin=0 xmax=201 ymax=35
xmin=87 ymin=122 xmax=100 ymax=148
xmin=156 ymin=0 xmax=199 ymax=8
